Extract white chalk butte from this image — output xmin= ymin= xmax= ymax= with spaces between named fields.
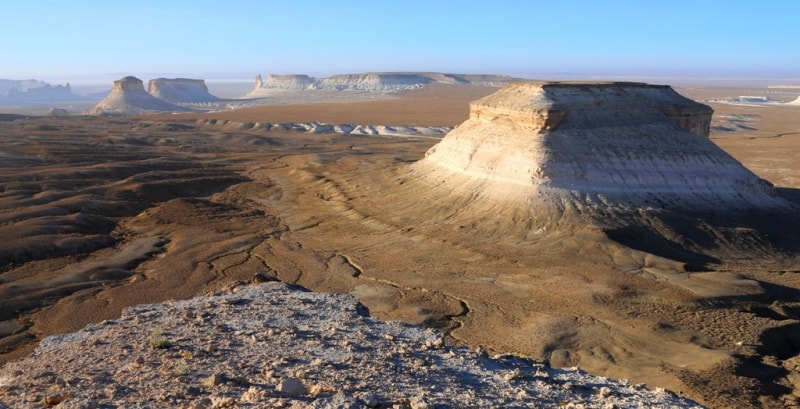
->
xmin=412 ymin=81 xmax=787 ymax=213
xmin=147 ymin=78 xmax=220 ymax=103
xmin=89 ymin=76 xmax=191 ymax=115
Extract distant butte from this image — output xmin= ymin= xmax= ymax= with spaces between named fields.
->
xmin=147 ymin=78 xmax=220 ymax=104
xmin=89 ymin=76 xmax=192 ymax=115
xmin=411 ymin=81 xmax=787 ymax=216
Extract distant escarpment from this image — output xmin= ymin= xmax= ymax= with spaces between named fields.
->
xmin=0 ymin=79 xmax=83 ymax=105
xmin=89 ymin=76 xmax=192 ymax=115
xmin=412 ymin=81 xmax=786 ymax=215
xmin=247 ymin=72 xmax=516 ymax=97
xmin=147 ymin=78 xmax=220 ymax=103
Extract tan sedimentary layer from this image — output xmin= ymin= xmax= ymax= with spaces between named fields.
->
xmin=147 ymin=78 xmax=219 ymax=103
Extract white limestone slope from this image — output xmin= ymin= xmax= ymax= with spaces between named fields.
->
xmin=89 ymin=76 xmax=192 ymax=115
xmin=412 ymin=81 xmax=787 ymax=213
xmin=199 ymin=118 xmax=451 ymax=137
xmin=147 ymin=78 xmax=220 ymax=103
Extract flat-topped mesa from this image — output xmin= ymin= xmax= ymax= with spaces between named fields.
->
xmin=147 ymin=78 xmax=219 ymax=103
xmin=319 ymin=73 xmax=434 ymax=91
xmin=263 ymin=74 xmax=317 ymax=90
xmin=89 ymin=76 xmax=191 ymax=115
xmin=112 ymin=76 xmax=145 ymax=92
xmin=470 ymin=81 xmax=712 ymax=137
xmin=246 ymin=72 xmax=518 ymax=98
xmin=412 ymin=81 xmax=787 ymax=214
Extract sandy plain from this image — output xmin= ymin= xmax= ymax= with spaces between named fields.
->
xmin=0 ymin=83 xmax=799 ymax=408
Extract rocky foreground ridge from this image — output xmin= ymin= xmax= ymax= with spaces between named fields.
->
xmin=0 ymin=282 xmax=703 ymax=408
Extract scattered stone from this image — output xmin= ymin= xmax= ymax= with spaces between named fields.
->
xmin=409 ymin=394 xmax=431 ymax=409
xmin=202 ymin=373 xmax=225 ymax=388
xmin=209 ymin=395 xmax=236 ymax=408
xmin=277 ymin=377 xmax=307 ymax=397
xmin=0 ymin=283 xmax=705 ymax=408
xmin=42 ymin=393 xmax=70 ymax=406
xmin=599 ymin=386 xmax=615 ymax=398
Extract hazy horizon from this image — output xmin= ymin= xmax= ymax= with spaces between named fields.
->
xmin=2 ymin=1 xmax=799 ymax=87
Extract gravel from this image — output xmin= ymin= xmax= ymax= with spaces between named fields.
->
xmin=0 ymin=282 xmax=705 ymax=408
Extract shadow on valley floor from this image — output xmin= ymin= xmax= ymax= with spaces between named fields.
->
xmin=730 ymin=320 xmax=800 ymax=400
xmin=605 ymin=190 xmax=800 ymax=271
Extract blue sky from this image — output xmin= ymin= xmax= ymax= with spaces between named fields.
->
xmin=1 ymin=0 xmax=798 ymax=83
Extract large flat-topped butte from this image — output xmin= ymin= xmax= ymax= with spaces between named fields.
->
xmin=412 ymin=81 xmax=786 ymax=214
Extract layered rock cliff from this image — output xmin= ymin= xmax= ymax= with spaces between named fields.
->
xmin=411 ymin=81 xmax=786 ymax=214
xmin=247 ymin=72 xmax=516 ymax=97
xmin=254 ymin=74 xmax=317 ymax=90
xmin=147 ymin=78 xmax=220 ymax=103
xmin=89 ymin=76 xmax=191 ymax=115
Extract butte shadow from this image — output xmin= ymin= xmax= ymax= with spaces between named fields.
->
xmin=405 ymin=81 xmax=796 ymax=296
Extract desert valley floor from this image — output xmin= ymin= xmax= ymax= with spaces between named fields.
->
xmin=1 ymin=84 xmax=800 ymax=408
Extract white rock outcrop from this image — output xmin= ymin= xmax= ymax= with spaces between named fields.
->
xmin=254 ymin=74 xmax=317 ymax=90
xmin=198 ymin=119 xmax=451 ymax=137
xmin=411 ymin=81 xmax=787 ymax=213
xmin=0 ymin=282 xmax=704 ymax=408
xmin=247 ymin=72 xmax=516 ymax=97
xmin=89 ymin=76 xmax=191 ymax=115
xmin=147 ymin=78 xmax=220 ymax=103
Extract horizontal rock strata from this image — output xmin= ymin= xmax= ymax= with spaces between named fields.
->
xmin=412 ymin=81 xmax=788 ymax=213
xmin=90 ymin=76 xmax=192 ymax=115
xmin=247 ymin=72 xmax=516 ymax=97
xmin=147 ymin=78 xmax=220 ymax=103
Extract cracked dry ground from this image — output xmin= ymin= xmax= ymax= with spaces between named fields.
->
xmin=1 ymin=114 xmax=800 ymax=409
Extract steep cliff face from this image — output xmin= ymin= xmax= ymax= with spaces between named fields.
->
xmin=318 ymin=73 xmax=433 ymax=91
xmin=261 ymin=74 xmax=318 ymax=90
xmin=246 ymin=72 xmax=516 ymax=97
xmin=90 ymin=76 xmax=191 ymax=115
xmin=147 ymin=78 xmax=220 ymax=103
xmin=412 ymin=81 xmax=784 ymax=213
